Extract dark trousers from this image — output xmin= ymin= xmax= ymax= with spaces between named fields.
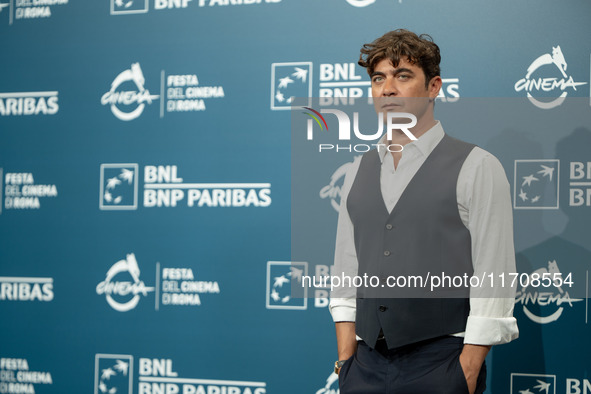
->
xmin=339 ymin=336 xmax=487 ymax=394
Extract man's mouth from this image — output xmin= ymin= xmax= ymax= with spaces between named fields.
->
xmin=381 ymin=103 xmax=402 ymax=110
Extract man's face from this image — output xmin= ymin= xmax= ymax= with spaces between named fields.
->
xmin=370 ymin=57 xmax=441 ymax=127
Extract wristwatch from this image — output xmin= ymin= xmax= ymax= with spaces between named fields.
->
xmin=334 ymin=360 xmax=347 ymax=374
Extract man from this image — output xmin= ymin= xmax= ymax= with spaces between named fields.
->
xmin=329 ymin=29 xmax=519 ymax=394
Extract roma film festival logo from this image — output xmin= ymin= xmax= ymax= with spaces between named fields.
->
xmin=110 ymin=0 xmax=148 ymax=15
xmin=265 ymin=261 xmax=308 ymax=310
xmin=94 ymin=354 xmax=133 ymax=394
xmin=515 ymin=260 xmax=582 ymax=324
xmin=96 ymin=253 xmax=154 ymax=312
xmin=514 ymin=160 xmax=559 ymax=209
xmin=270 ymin=62 xmax=312 ymax=110
xmin=515 ymin=45 xmax=586 ymax=109
xmin=320 ymin=157 xmax=359 ymax=212
xmin=101 ymin=63 xmax=159 ymax=121
xmin=99 ymin=164 xmax=139 ymax=210
xmin=316 ymin=372 xmax=339 ymax=394
xmin=510 ymin=373 xmax=555 ymax=394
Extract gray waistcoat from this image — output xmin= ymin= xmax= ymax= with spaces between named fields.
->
xmin=347 ymin=134 xmax=476 ymax=349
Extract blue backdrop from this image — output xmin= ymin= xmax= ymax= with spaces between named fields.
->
xmin=1 ymin=0 xmax=590 ymax=393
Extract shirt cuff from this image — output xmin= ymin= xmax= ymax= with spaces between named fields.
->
xmin=463 ymin=315 xmax=519 ymax=345
xmin=329 ymin=299 xmax=356 ymax=322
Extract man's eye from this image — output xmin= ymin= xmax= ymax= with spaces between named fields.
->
xmin=398 ymin=74 xmax=410 ymax=80
xmin=372 ymin=76 xmax=384 ymax=82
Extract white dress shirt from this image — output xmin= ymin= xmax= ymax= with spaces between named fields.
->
xmin=329 ymin=121 xmax=519 ymax=345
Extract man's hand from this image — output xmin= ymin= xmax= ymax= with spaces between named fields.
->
xmin=459 ymin=344 xmax=490 ymax=394
xmin=335 ymin=322 xmax=357 ymax=374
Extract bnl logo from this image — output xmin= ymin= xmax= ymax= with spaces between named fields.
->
xmin=511 ymin=374 xmax=555 ymax=394
xmin=111 ymin=0 xmax=148 ymax=14
xmin=94 ymin=354 xmax=133 ymax=394
xmin=266 ymin=261 xmax=308 ymax=310
xmin=100 ymin=164 xmax=139 ymax=210
xmin=514 ymin=160 xmax=559 ymax=209
xmin=270 ymin=62 xmax=312 ymax=110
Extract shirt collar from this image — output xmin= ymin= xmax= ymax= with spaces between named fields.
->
xmin=377 ymin=121 xmax=445 ymax=163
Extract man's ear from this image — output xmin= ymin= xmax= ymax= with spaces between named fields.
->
xmin=428 ymin=76 xmax=442 ymax=99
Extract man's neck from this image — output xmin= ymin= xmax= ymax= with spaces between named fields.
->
xmin=388 ymin=117 xmax=437 ymax=146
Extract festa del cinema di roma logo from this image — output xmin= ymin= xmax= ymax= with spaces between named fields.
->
xmin=96 ymin=253 xmax=154 ymax=312
xmin=101 ymin=63 xmax=159 ymax=121
xmin=514 ymin=45 xmax=586 ymax=109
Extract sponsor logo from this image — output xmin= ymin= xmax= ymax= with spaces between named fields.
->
xmin=515 ymin=45 xmax=586 ymax=109
xmin=196 ymin=0 xmax=280 ymax=6
xmin=101 ymin=63 xmax=159 ymax=121
xmin=515 ymin=260 xmax=582 ymax=324
xmin=100 ymin=164 xmax=139 ymax=210
xmin=567 ymin=378 xmax=591 ymax=393
xmin=94 ymin=355 xmax=133 ymax=394
xmin=96 ymin=253 xmax=155 ymax=312
xmin=0 ymin=91 xmax=59 ymax=116
xmin=0 ymin=0 xmax=68 ymax=24
xmin=514 ymin=159 xmax=591 ymax=208
xmin=438 ymin=78 xmax=460 ymax=102
xmin=266 ymin=261 xmax=308 ymax=310
xmin=96 ymin=253 xmax=221 ymax=311
xmin=101 ymin=64 xmax=224 ymax=120
xmin=2 ymin=171 xmax=58 ymax=211
xmin=157 ymin=265 xmax=220 ymax=309
xmin=0 ymin=358 xmax=53 ymax=393
xmin=111 ymin=0 xmax=149 ymax=14
xmin=95 ymin=355 xmax=267 ymax=393
xmin=510 ymin=373 xmax=555 ymax=394
xmin=271 ymin=62 xmax=313 ymax=110
xmin=271 ymin=61 xmax=459 ymax=109
xmin=320 ymin=157 xmax=359 ymax=212
xmin=164 ymin=73 xmax=224 ymax=114
xmin=315 ymin=372 xmax=339 ymax=394
xmin=569 ymin=161 xmax=591 ymax=206
xmin=514 ymin=160 xmax=559 ymax=209
xmin=0 ymin=276 xmax=53 ymax=302
xmin=100 ymin=164 xmax=272 ymax=210
xmin=112 ymin=0 xmax=280 ymax=14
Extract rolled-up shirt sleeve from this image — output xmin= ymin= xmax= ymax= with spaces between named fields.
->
xmin=460 ymin=149 xmax=519 ymax=345
xmin=329 ymin=157 xmax=361 ymax=323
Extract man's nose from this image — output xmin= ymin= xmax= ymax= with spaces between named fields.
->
xmin=382 ymin=77 xmax=398 ymax=96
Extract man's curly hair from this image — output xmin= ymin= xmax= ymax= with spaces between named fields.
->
xmin=359 ymin=29 xmax=441 ymax=88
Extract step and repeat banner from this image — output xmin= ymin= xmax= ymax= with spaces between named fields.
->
xmin=1 ymin=0 xmax=590 ymax=393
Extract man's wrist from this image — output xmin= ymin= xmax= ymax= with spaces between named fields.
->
xmin=334 ymin=360 xmax=348 ymax=375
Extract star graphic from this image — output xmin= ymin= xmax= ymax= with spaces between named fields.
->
xmin=534 ymin=380 xmax=551 ymax=394
xmin=119 ymin=169 xmax=134 ymax=184
xmin=271 ymin=289 xmax=280 ymax=301
xmin=292 ymin=67 xmax=308 ymax=82
xmin=275 ymin=91 xmax=285 ymax=103
xmin=531 ymin=195 xmax=540 ymax=203
xmin=522 ymin=174 xmax=539 ymax=187
xmin=519 ymin=390 xmax=533 ymax=394
xmin=106 ymin=177 xmax=122 ymax=190
xmin=518 ymin=189 xmax=528 ymax=201
xmin=114 ymin=360 xmax=129 ymax=375
xmin=273 ymin=275 xmax=289 ymax=287
xmin=537 ymin=165 xmax=555 ymax=181
xmin=101 ymin=368 xmax=116 ymax=380
xmin=278 ymin=76 xmax=294 ymax=89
